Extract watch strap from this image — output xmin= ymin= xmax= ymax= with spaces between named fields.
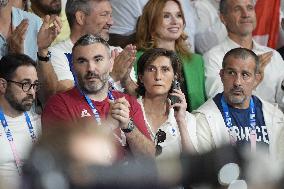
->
xmin=37 ymin=51 xmax=51 ymax=62
xmin=121 ymin=119 xmax=135 ymax=133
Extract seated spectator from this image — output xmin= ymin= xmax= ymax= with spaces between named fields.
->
xmin=0 ymin=54 xmax=41 ymax=189
xmin=49 ymin=0 xmax=137 ymax=93
xmin=0 ymin=0 xmax=61 ymax=60
xmin=134 ymin=0 xmax=206 ymax=111
xmin=194 ymin=48 xmax=284 ymax=160
xmin=42 ymin=34 xmax=155 ymax=159
xmin=136 ymin=48 xmax=197 ymax=159
xmin=204 ymin=0 xmax=284 ymax=111
xmin=30 ymin=0 xmax=70 ymax=45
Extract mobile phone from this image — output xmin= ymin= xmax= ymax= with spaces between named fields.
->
xmin=169 ymin=79 xmax=181 ymax=110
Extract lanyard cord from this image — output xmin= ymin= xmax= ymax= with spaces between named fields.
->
xmin=220 ymin=95 xmax=256 ymax=152
xmin=0 ymin=108 xmax=37 ymax=175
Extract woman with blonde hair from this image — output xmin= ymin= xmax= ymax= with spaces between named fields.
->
xmin=135 ymin=0 xmax=206 ymax=111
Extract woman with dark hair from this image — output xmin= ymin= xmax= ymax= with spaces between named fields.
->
xmin=135 ymin=0 xmax=206 ymax=112
xmin=136 ymin=48 xmax=197 ymax=159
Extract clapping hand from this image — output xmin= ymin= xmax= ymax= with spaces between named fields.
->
xmin=7 ymin=19 xmax=29 ymax=54
xmin=37 ymin=15 xmax=62 ymax=51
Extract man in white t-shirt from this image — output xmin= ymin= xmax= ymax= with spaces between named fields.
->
xmin=50 ymin=0 xmax=137 ymax=93
xmin=0 ymin=54 xmax=41 ymax=189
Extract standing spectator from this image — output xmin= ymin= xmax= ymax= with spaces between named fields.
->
xmin=0 ymin=54 xmax=41 ymax=189
xmin=204 ymin=0 xmax=284 ymax=111
xmin=42 ymin=34 xmax=155 ymax=158
xmin=135 ymin=0 xmax=207 ymax=111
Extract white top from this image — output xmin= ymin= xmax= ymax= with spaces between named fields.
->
xmin=109 ymin=0 xmax=148 ymax=35
xmin=49 ymin=38 xmax=137 ymax=87
xmin=192 ymin=0 xmax=227 ymax=54
xmin=193 ymin=97 xmax=284 ymax=160
xmin=0 ymin=109 xmax=41 ymax=189
xmin=138 ymin=98 xmax=197 ymax=160
xmin=180 ymin=0 xmax=197 ymax=52
xmin=204 ymin=37 xmax=284 ymax=111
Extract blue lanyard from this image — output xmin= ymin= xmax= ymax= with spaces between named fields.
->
xmin=65 ymin=52 xmax=118 ymax=124
xmin=81 ymin=90 xmax=115 ymax=125
xmin=0 ymin=107 xmax=37 ymax=175
xmin=221 ymin=95 xmax=256 ymax=147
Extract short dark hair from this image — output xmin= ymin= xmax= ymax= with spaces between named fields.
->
xmin=220 ymin=0 xmax=256 ymax=14
xmin=66 ymin=0 xmax=108 ymax=28
xmin=219 ymin=0 xmax=228 ymax=14
xmin=0 ymin=53 xmax=37 ymax=80
xmin=72 ymin=34 xmax=110 ymax=57
xmin=136 ymin=48 xmax=182 ymax=96
xmin=222 ymin=47 xmax=260 ymax=73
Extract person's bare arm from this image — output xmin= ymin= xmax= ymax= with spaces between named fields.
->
xmin=108 ymin=97 xmax=155 ymax=157
xmin=171 ymin=89 xmax=196 ymax=153
xmin=124 ymin=127 xmax=155 ymax=157
xmin=37 ymin=15 xmax=62 ymax=105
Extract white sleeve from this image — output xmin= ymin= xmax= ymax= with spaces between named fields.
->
xmin=49 ymin=47 xmax=74 ymax=81
xmin=272 ymin=51 xmax=284 ymax=111
xmin=203 ymin=51 xmax=224 ymax=98
xmin=194 ymin=112 xmax=215 ymax=154
xmin=185 ymin=112 xmax=198 ymax=152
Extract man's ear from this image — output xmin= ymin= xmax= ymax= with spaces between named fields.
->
xmin=220 ymin=13 xmax=227 ymax=26
xmin=253 ymin=73 xmax=262 ymax=89
xmin=75 ymin=11 xmax=86 ymax=26
xmin=219 ymin=69 xmax=225 ymax=84
xmin=0 ymin=78 xmax=7 ymax=94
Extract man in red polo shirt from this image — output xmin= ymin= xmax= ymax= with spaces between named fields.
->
xmin=42 ymin=34 xmax=155 ymax=159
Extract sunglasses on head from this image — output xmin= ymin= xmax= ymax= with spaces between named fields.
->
xmin=155 ymin=129 xmax=166 ymax=156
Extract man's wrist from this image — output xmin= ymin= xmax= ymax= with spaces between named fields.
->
xmin=121 ymin=119 xmax=135 ymax=133
xmin=37 ymin=50 xmax=51 ymax=62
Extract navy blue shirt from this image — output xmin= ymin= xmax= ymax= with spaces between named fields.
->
xmin=213 ymin=93 xmax=269 ymax=151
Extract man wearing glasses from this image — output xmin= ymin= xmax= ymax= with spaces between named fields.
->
xmin=0 ymin=53 xmax=41 ymax=189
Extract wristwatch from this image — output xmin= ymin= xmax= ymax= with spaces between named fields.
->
xmin=37 ymin=51 xmax=51 ymax=62
xmin=121 ymin=119 xmax=135 ymax=133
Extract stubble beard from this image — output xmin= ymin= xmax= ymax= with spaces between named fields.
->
xmin=4 ymin=89 xmax=34 ymax=112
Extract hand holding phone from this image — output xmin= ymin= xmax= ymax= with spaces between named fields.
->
xmin=169 ymin=79 xmax=181 ymax=111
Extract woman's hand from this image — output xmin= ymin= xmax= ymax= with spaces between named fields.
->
xmin=170 ymin=89 xmax=187 ymax=124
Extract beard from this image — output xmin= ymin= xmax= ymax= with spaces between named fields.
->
xmin=227 ymin=86 xmax=247 ymax=105
xmin=77 ymin=71 xmax=109 ymax=95
xmin=5 ymin=87 xmax=34 ymax=112
xmin=0 ymin=0 xmax=8 ymax=7
xmin=34 ymin=0 xmax=61 ymax=15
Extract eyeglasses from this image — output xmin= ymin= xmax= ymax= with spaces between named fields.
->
xmin=155 ymin=129 xmax=166 ymax=156
xmin=7 ymin=80 xmax=40 ymax=92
